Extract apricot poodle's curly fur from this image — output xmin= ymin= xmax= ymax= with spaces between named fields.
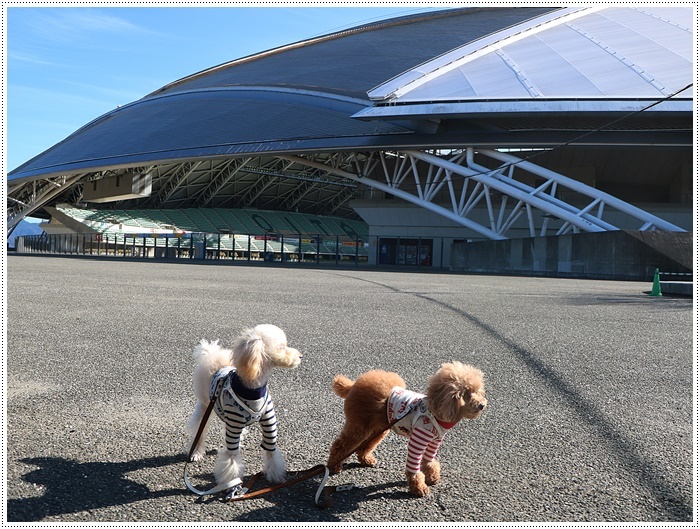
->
xmin=327 ymin=362 xmax=487 ymax=497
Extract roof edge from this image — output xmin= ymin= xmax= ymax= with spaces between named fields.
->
xmin=353 ymin=99 xmax=694 ymax=120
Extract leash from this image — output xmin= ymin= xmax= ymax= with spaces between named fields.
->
xmin=184 ymin=395 xmax=245 ymax=496
xmin=184 ymin=390 xmax=418 ymax=507
xmin=221 ymin=418 xmax=400 ymax=508
xmin=183 ymin=393 xmax=340 ymax=506
xmin=224 ymin=464 xmax=358 ymax=507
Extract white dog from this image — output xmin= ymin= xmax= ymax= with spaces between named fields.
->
xmin=186 ymin=324 xmax=302 ymax=488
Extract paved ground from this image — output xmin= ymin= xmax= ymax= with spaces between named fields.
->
xmin=6 ymin=255 xmax=695 ymax=523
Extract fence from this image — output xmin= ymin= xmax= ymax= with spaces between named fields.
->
xmin=658 ymin=270 xmax=693 ymax=281
xmin=14 ymin=232 xmax=370 ymax=266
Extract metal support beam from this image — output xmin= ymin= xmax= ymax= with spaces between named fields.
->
xmin=478 ymin=149 xmax=685 ymax=232
xmin=7 ymin=174 xmax=85 ymax=233
xmin=281 ymin=147 xmax=685 ymax=241
xmin=278 ymin=153 xmax=506 ymax=239
xmin=326 ymin=187 xmax=357 ymax=215
xmin=145 ymin=161 xmax=202 ymax=207
xmin=7 ymin=145 xmax=686 ymax=241
xmin=279 ymin=180 xmax=318 ymax=211
xmin=194 ymin=157 xmax=252 ymax=208
xmin=236 ymin=174 xmax=276 ymax=208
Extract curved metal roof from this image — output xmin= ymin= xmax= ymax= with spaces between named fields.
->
xmin=9 ymin=7 xmax=557 ymax=182
xmin=12 ymin=89 xmax=411 ymax=179
xmin=148 ymin=7 xmax=556 ymax=99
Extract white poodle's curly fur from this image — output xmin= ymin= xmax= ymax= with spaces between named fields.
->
xmin=186 ymin=324 xmax=302 ymax=487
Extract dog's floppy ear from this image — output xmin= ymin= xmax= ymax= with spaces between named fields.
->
xmin=436 ymin=386 xmax=466 ymax=423
xmin=233 ymin=329 xmax=267 ymax=381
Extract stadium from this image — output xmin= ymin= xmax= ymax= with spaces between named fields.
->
xmin=7 ymin=6 xmax=693 ymax=278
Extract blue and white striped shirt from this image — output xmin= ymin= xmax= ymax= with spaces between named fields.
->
xmin=210 ymin=368 xmax=278 ymax=452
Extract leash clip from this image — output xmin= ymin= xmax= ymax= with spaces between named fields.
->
xmin=225 ymin=485 xmax=249 ymax=501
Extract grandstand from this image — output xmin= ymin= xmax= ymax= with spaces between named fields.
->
xmin=46 ymin=204 xmax=367 ymax=238
xmin=17 ymin=205 xmax=369 ymax=263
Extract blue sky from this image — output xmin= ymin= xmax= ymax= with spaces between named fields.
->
xmin=6 ymin=6 xmax=438 ymax=172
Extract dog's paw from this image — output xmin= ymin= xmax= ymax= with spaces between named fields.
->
xmin=408 ymin=481 xmax=430 ymax=497
xmin=406 ymin=471 xmax=430 ymax=497
xmin=358 ymin=454 xmax=377 ymax=467
xmin=263 ymin=449 xmax=288 ymax=484
xmin=214 ymin=449 xmax=244 ymax=484
xmin=189 ymin=452 xmax=204 ymax=463
xmin=422 ymin=459 xmax=440 ymax=486
xmin=327 ymin=461 xmax=343 ymax=475
xmin=265 ymin=469 xmax=287 ymax=484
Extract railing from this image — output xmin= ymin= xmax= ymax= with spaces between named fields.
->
xmin=14 ymin=232 xmax=370 ymax=266
xmin=658 ymin=270 xmax=693 ymax=281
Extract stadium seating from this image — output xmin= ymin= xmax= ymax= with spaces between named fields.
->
xmin=56 ymin=205 xmax=367 ymax=237
xmin=40 ymin=205 xmax=369 ymax=261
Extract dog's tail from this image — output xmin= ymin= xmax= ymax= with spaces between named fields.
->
xmin=192 ymin=339 xmax=233 ymax=372
xmin=331 ymin=374 xmax=355 ymax=399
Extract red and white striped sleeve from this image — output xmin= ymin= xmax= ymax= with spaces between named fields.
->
xmin=406 ymin=426 xmax=439 ymax=474
xmin=423 ymin=436 xmax=443 ymax=463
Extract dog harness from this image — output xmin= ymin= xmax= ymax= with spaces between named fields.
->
xmin=387 ymin=386 xmax=455 ymax=474
xmin=210 ymin=367 xmax=278 ymax=452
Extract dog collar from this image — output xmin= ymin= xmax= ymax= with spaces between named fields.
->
xmin=436 ymin=418 xmax=457 ymax=430
xmin=230 ymin=372 xmax=267 ymax=401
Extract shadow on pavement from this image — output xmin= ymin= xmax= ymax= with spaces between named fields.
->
xmin=8 ymin=454 xmax=187 ymax=522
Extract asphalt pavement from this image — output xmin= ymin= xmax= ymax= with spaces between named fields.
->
xmin=6 ymin=255 xmax=695 ymax=523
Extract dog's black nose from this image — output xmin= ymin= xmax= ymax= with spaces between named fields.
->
xmin=478 ymin=403 xmax=485 ymax=410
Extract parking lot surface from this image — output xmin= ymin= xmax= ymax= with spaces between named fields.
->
xmin=6 ymin=256 xmax=694 ymax=522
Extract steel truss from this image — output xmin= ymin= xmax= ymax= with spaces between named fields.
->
xmin=279 ymin=148 xmax=685 ymax=239
xmin=7 ymin=174 xmax=86 ymax=232
xmin=7 ymin=148 xmax=685 ymax=239
xmin=6 ymin=156 xmax=359 ymax=232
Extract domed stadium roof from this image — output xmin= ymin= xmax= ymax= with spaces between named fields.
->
xmin=7 ymin=6 xmax=692 ymax=237
xmin=7 ymin=7 xmax=560 ymax=181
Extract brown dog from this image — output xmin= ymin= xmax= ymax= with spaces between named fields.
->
xmin=327 ymin=362 xmax=486 ymax=497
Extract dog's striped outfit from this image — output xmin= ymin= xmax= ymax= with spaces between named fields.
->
xmin=387 ymin=386 xmax=455 ymax=474
xmin=210 ymin=367 xmax=278 ymax=452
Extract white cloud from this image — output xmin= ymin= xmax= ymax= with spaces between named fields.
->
xmin=9 ymin=83 xmax=124 ymax=114
xmin=22 ymin=8 xmax=161 ymax=43
xmin=7 ymin=51 xmax=57 ymax=66
xmin=63 ymin=79 xmax=146 ymax=106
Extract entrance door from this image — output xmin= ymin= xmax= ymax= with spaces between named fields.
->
xmin=378 ymin=238 xmax=397 ymax=265
xmin=379 ymin=238 xmax=433 ymax=266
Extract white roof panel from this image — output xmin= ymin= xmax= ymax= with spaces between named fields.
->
xmin=466 ymin=54 xmax=534 ymax=98
xmin=367 ymin=6 xmax=693 ymax=104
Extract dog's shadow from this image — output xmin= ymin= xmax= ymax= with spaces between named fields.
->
xmin=230 ymin=463 xmax=411 ymax=522
xmin=7 ymin=454 xmax=188 ymax=522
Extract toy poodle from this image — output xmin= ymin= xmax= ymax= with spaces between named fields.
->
xmin=186 ymin=324 xmax=302 ymax=488
xmin=326 ymin=361 xmax=486 ymax=497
